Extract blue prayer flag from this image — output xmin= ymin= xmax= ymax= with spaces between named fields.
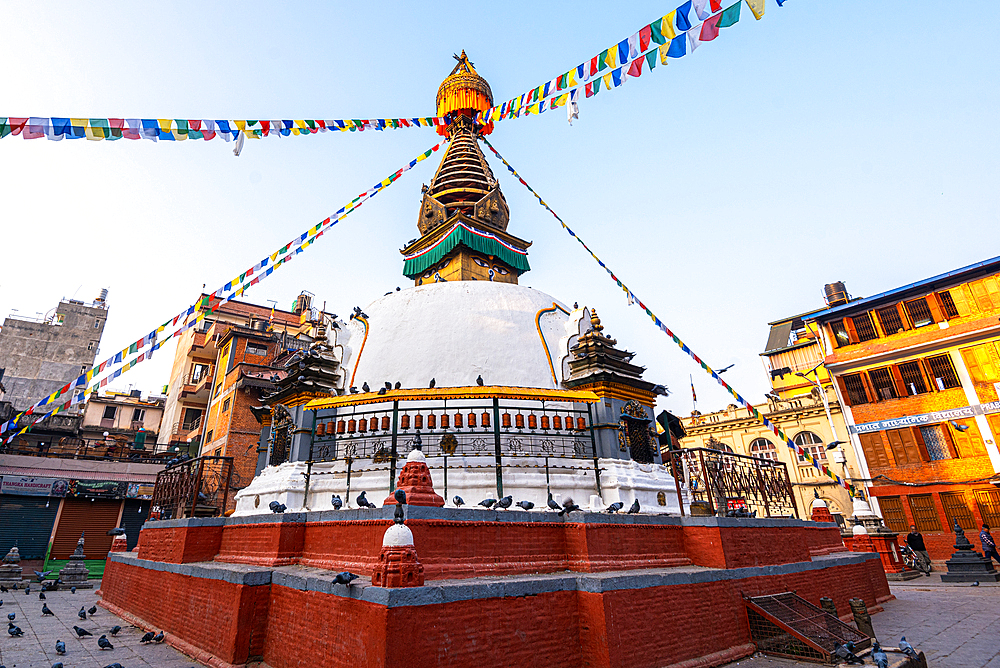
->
xmin=667 ymin=36 xmax=687 ymax=58
xmin=617 ymin=39 xmax=629 ymax=65
xmin=676 ymin=1 xmax=693 ymax=31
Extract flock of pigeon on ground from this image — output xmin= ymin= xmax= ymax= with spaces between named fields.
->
xmin=269 ymin=491 xmax=642 ymax=515
xmin=831 ymin=636 xmax=921 ymax=666
xmin=2 ymin=571 xmax=177 ymax=668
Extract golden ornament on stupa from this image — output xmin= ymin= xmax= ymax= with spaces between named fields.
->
xmin=435 ymin=50 xmax=494 ymax=137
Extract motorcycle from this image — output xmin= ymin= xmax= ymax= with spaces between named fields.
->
xmin=900 ymin=543 xmax=932 ymax=575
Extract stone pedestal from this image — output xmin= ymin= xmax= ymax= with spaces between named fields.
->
xmin=0 ymin=546 xmax=23 ymax=585
xmin=941 ymin=522 xmax=1000 ymax=583
xmin=810 ymin=496 xmax=835 ymax=524
xmin=382 ymin=449 xmax=444 ymax=507
xmin=849 ymin=524 xmax=875 ymax=553
xmin=869 ymin=528 xmax=922 ymax=581
xmin=58 ymin=533 xmax=93 ymax=589
xmin=109 ymin=534 xmax=128 ymax=554
xmin=371 ymin=524 xmax=425 ymax=588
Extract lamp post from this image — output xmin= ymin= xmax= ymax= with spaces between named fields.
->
xmin=794 ymin=369 xmax=850 ymax=475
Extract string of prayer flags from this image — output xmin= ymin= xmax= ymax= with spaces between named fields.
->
xmin=481 ymin=138 xmax=851 ymax=491
xmin=0 ymin=116 xmax=450 ymax=142
xmin=2 ymin=140 xmax=445 ymax=443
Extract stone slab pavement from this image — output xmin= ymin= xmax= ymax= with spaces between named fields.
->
xmin=0 ymin=580 xmax=206 ymax=668
xmin=722 ymin=583 xmax=1000 ymax=668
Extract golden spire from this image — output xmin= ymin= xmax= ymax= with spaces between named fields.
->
xmin=435 ymin=50 xmax=494 ymax=137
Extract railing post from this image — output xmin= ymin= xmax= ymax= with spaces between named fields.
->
xmin=389 ymin=401 xmax=399 ymax=494
xmin=189 ymin=459 xmax=204 ymax=519
xmin=587 ymin=403 xmax=601 ymax=497
xmin=783 ymin=463 xmax=800 ymax=519
xmin=303 ymin=410 xmax=317 ymax=510
xmin=669 ymin=451 xmax=685 ymax=517
xmin=222 ymin=457 xmax=232 ymax=515
xmin=698 ymin=449 xmax=713 ymax=516
xmin=754 ymin=461 xmax=772 ymax=518
xmin=493 ymin=397 xmax=503 ymax=498
xmin=345 ymin=457 xmax=353 ymax=507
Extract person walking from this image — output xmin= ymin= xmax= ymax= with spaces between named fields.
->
xmin=980 ymin=524 xmax=1000 ymax=566
xmin=906 ymin=525 xmax=932 ymax=574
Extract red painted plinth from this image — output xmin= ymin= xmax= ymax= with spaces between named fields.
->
xmin=869 ymin=532 xmax=907 ymax=574
xmin=811 ymin=506 xmax=835 ymax=523
xmin=372 ymin=544 xmax=425 ymax=588
xmin=851 ymin=532 xmax=875 ymax=553
xmin=382 ymin=459 xmax=444 ymax=507
xmin=109 ymin=535 xmax=128 ymax=553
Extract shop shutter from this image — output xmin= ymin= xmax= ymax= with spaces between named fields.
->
xmin=0 ymin=495 xmax=59 ymax=560
xmin=49 ymin=497 xmax=122 ymax=560
xmin=121 ymin=499 xmax=151 ymax=551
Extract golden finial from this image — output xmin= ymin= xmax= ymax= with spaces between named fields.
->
xmin=590 ymin=309 xmax=604 ymax=333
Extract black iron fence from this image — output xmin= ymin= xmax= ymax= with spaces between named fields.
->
xmin=665 ymin=447 xmax=798 ymax=518
xmin=150 ymin=455 xmax=233 ymax=519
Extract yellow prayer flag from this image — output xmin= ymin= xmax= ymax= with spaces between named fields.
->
xmin=745 ymin=0 xmax=764 ymax=19
xmin=663 ymin=12 xmax=677 ymax=39
xmin=294 ymin=120 xmax=306 ymax=128
xmin=659 ymin=42 xmax=671 ymax=65
xmin=604 ymin=47 xmax=617 ymax=69
xmin=567 ymin=70 xmax=578 ymax=88
xmin=70 ymin=118 xmax=88 ymax=130
xmin=234 ymin=120 xmax=247 ymax=131
xmin=174 ymin=131 xmax=187 ymax=141
xmin=158 ymin=119 xmax=172 ymax=132
xmin=85 ymin=125 xmax=104 ymax=141
xmin=552 ymin=94 xmax=568 ymax=108
xmin=602 ymin=73 xmax=613 ymax=90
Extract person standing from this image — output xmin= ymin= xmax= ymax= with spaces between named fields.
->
xmin=905 ymin=525 xmax=932 ymax=574
xmin=981 ymin=524 xmax=1000 ymax=566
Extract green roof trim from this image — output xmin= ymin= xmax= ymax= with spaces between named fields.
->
xmin=402 ymin=224 xmax=530 ymax=278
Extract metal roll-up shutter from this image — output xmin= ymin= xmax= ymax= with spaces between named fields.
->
xmin=0 ymin=494 xmax=59 ymax=560
xmin=49 ymin=497 xmax=122 ymax=560
xmin=121 ymin=499 xmax=151 ymax=551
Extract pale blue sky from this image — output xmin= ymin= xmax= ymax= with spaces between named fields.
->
xmin=1 ymin=1 xmax=997 ymax=417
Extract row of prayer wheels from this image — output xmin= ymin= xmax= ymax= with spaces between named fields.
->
xmin=313 ymin=412 xmax=588 ymax=437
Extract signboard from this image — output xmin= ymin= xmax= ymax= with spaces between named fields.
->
xmin=126 ymin=483 xmax=155 ymax=499
xmin=0 ymin=476 xmax=69 ymax=497
xmin=726 ymin=498 xmax=748 ymax=511
xmin=70 ymin=480 xmax=128 ymax=498
xmin=849 ymin=401 xmax=1000 ymax=435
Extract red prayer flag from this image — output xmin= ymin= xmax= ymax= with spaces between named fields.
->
xmin=9 ymin=118 xmax=27 ymax=135
xmin=639 ymin=25 xmax=651 ymax=52
xmin=710 ymin=0 xmax=722 ymax=10
xmin=589 ymin=55 xmax=599 ymax=76
xmin=627 ymin=57 xmax=644 ymax=78
xmin=585 ymin=82 xmax=595 ymax=98
xmin=701 ymin=13 xmax=722 ymax=41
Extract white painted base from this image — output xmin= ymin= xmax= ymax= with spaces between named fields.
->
xmin=232 ymin=456 xmax=685 ymax=516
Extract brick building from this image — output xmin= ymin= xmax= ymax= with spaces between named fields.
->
xmin=807 ymin=257 xmax=1000 ymax=560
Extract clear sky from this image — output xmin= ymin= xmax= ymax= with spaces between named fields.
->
xmin=1 ymin=1 xmax=997 ymax=419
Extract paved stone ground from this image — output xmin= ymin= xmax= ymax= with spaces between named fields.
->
xmin=0 ymin=581 xmax=206 ymax=668
xmin=722 ymin=583 xmax=1000 ymax=668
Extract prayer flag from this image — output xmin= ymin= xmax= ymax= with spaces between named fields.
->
xmin=617 ymin=39 xmax=629 ymax=65
xmin=688 ymin=29 xmax=700 ymax=53
xmin=700 ymin=11 xmax=722 ymax=40
xmin=589 ymin=55 xmax=599 ymax=77
xmin=711 ymin=0 xmax=723 ymax=10
xmin=662 ymin=12 xmax=678 ymax=39
xmin=667 ymin=36 xmax=687 ymax=58
xmin=585 ymin=82 xmax=596 ymax=98
xmin=650 ymin=18 xmax=667 ymax=44
xmin=627 ymin=32 xmax=639 ymax=60
xmin=639 ymin=25 xmax=651 ymax=52
xmin=627 ymin=57 xmax=644 ymax=78
xmin=598 ymin=49 xmax=610 ymax=72
xmin=718 ymin=1 xmax=741 ymax=27
xmin=693 ymin=0 xmax=710 ymax=19
xmin=645 ymin=49 xmax=658 ymax=70
xmin=676 ymin=1 xmax=693 ymax=31
xmin=745 ymin=0 xmax=764 ymax=19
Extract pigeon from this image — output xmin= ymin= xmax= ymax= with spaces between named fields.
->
xmin=331 ymin=494 xmax=343 ymax=510
xmin=606 ymin=502 xmax=624 ymax=513
xmin=558 ymin=498 xmax=581 ymax=516
xmin=103 ymin=664 xmax=125 ymax=668
xmin=516 ymin=500 xmax=535 ymax=511
xmin=98 ymin=634 xmax=114 ymax=650
xmin=333 ymin=572 xmax=359 ymax=586
xmin=110 ymin=625 xmax=121 ymax=636
xmin=350 ymin=386 xmax=359 ymax=394
xmin=899 ymin=637 xmax=918 ymax=658
xmin=377 ymin=387 xmax=387 ymax=395
xmin=74 ymin=625 xmax=92 ymax=637
xmin=268 ymin=500 xmax=286 ymax=514
xmin=479 ymin=498 xmax=497 ymax=509
xmin=394 ymin=382 xmax=401 ymax=390
xmin=0 ymin=599 xmax=3 ymax=606
xmin=42 ymin=603 xmax=54 ymax=616
xmin=626 ymin=499 xmax=640 ymax=514
xmin=452 ymin=495 xmax=465 ymax=507
xmin=971 ymin=581 xmax=980 ymax=586
xmin=362 ymin=382 xmax=371 ymax=393
xmin=11 ymin=583 xmax=16 ymax=590
xmin=429 ymin=378 xmax=436 ymax=388
xmin=140 ymin=631 xmax=155 ymax=643
xmin=547 ymin=493 xmax=561 ymax=511
xmin=24 ymin=585 xmax=29 ymax=594
xmin=385 ymin=382 xmax=393 ymax=390
xmin=356 ymin=491 xmax=376 ymax=509
xmin=0 ymin=585 xmax=6 ymax=592
xmin=153 ymin=631 xmax=164 ymax=643
xmin=476 ymin=375 xmax=484 ymax=386
xmin=8 ymin=624 xmax=23 ymax=636
xmin=7 ymin=612 xmax=13 ymax=621
xmin=494 ymin=495 xmax=513 ymax=510
xmin=56 ymin=639 xmax=66 ymax=654
xmin=39 ymin=591 xmax=46 ymax=600
xmin=107 ymin=528 xmax=125 ymax=536
xmin=34 ymin=569 xmax=52 ymax=582
xmin=88 ymin=605 xmax=98 ymax=616
xmin=71 ymin=587 xmax=76 ymax=594
xmin=832 ymin=642 xmax=863 ymax=664
xmin=871 ymin=642 xmax=889 ymax=668
xmin=79 ymin=606 xmax=88 ymax=620
xmin=394 ymin=489 xmax=407 ymax=505
xmin=52 ymin=663 xmax=64 ymax=668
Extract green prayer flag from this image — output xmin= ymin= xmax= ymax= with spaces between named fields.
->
xmin=557 ymin=73 xmax=567 ymax=89
xmin=593 ymin=77 xmax=603 ymax=94
xmin=598 ymin=49 xmax=609 ymax=72
xmin=305 ymin=120 xmax=316 ymax=129
xmin=650 ymin=18 xmax=666 ymax=44
xmin=645 ymin=50 xmax=657 ymax=70
xmin=0 ymin=118 xmax=9 ymax=138
xmin=129 ymin=342 xmax=138 ymax=355
xmin=718 ymin=2 xmax=741 ymax=28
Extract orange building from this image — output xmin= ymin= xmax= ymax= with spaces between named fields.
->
xmin=808 ymin=258 xmax=1000 ymax=561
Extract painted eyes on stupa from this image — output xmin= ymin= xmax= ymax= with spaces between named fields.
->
xmin=473 ymin=256 xmax=489 ymax=267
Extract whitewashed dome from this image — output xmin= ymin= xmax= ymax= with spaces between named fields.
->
xmin=341 ymin=281 xmax=573 ymax=390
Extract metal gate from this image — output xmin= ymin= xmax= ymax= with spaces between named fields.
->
xmin=744 ymin=592 xmax=870 ymax=663
xmin=0 ymin=494 xmax=58 ymax=560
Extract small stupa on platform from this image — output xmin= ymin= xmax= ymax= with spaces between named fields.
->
xmin=372 ymin=489 xmax=425 ymax=588
xmin=59 ymin=533 xmax=93 ymax=589
xmin=810 ymin=490 xmax=835 ymax=524
xmin=0 ymin=546 xmax=23 ymax=585
xmin=941 ymin=520 xmax=1000 ymax=583
xmin=382 ymin=441 xmax=444 ymax=507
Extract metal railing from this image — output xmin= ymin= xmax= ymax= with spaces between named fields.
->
xmin=0 ymin=438 xmax=167 ymax=464
xmin=171 ymin=415 xmax=202 ymax=435
xmin=151 ymin=455 xmax=234 ymax=520
xmin=665 ymin=447 xmax=798 ymax=518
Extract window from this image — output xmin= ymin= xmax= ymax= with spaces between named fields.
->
xmin=885 ymin=428 xmax=925 ymax=465
xmin=222 ymin=398 xmax=230 ymax=413
xmin=940 ymin=492 xmax=977 ymax=530
xmin=876 ymin=306 xmax=905 ymax=335
xmin=898 ymin=361 xmax=929 ymax=395
xmin=975 ymin=489 xmax=1000 ymax=529
xmin=131 ymin=408 xmax=145 ymax=423
xmin=960 ymin=343 xmax=1000 ymax=383
xmin=102 ymin=406 xmax=117 ymax=420
xmin=858 ymin=433 xmax=891 ymax=468
xmin=904 ymin=298 xmax=934 ymax=328
xmin=81 ymin=365 xmax=88 ymax=375
xmin=205 ymin=430 xmax=213 ymax=443
xmin=919 ymin=425 xmax=950 ymax=461
xmin=830 ymin=320 xmax=851 ymax=347
xmin=938 ymin=291 xmax=960 ymax=319
xmin=907 ymin=494 xmax=942 ymax=532
xmin=842 ymin=373 xmax=869 ymax=405
xmin=793 ymin=431 xmax=826 ymax=463
xmin=94 ymin=319 xmax=102 ymax=329
xmin=853 ymin=312 xmax=879 ymax=342
xmin=191 ymin=363 xmax=210 ymax=383
xmin=246 ymin=344 xmax=267 ymax=356
xmin=214 ymin=448 xmax=222 ymax=458
xmin=926 ymin=355 xmax=961 ymax=390
xmin=749 ymin=438 xmax=777 ymax=461
xmin=87 ymin=341 xmax=94 ymax=350
xmin=868 ymin=367 xmax=898 ymax=401
xmin=878 ymin=496 xmax=909 ymax=533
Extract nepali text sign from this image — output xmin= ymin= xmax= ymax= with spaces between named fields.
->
xmin=850 ymin=401 xmax=1000 ymax=435
xmin=0 ymin=476 xmax=69 ymax=497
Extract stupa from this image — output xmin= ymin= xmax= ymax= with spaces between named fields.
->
xmin=100 ymin=54 xmax=892 ymax=668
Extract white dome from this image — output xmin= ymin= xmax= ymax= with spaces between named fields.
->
xmin=383 ymin=523 xmax=415 ymax=547
xmin=343 ymin=281 xmax=573 ymax=390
